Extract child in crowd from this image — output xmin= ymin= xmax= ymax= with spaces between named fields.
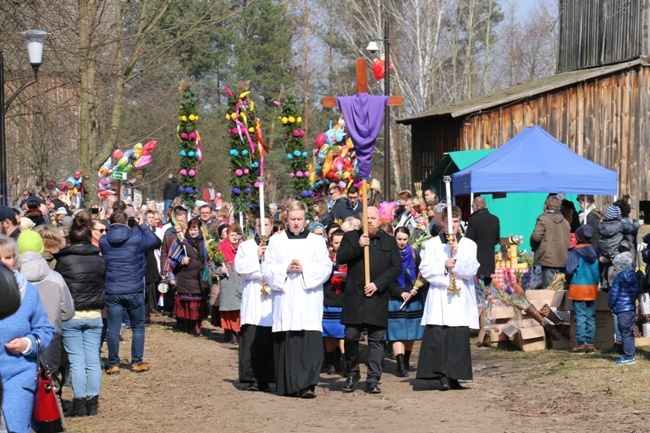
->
xmin=608 ymin=251 xmax=639 ymax=365
xmin=566 ymin=225 xmax=600 ymax=355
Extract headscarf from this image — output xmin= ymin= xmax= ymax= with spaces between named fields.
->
xmin=397 ymin=243 xmax=417 ymax=289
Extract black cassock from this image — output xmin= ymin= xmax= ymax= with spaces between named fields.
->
xmin=273 ymin=330 xmax=323 ymax=395
xmin=416 ymin=325 xmax=473 ymax=381
xmin=239 ymin=324 xmax=274 ymax=385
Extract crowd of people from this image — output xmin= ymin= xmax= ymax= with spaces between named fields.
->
xmin=1 ymin=176 xmax=647 ymax=430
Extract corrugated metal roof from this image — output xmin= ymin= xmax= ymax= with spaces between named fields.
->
xmin=397 ymin=58 xmax=645 ymax=124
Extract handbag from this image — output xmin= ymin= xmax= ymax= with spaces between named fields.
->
xmin=32 ymin=336 xmax=64 ymax=433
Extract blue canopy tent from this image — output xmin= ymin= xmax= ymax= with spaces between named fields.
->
xmin=452 ymin=125 xmax=618 ymax=196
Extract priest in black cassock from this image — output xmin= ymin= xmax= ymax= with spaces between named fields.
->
xmin=261 ymin=201 xmax=331 ymax=398
xmin=337 ymin=206 xmax=402 ymax=394
xmin=417 ymin=206 xmax=480 ymax=390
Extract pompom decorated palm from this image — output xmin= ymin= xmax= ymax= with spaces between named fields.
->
xmin=280 ymin=94 xmax=313 ymax=209
xmin=177 ymin=81 xmax=202 ymax=207
xmin=224 ymin=82 xmax=265 ymax=217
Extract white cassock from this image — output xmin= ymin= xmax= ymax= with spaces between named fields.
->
xmin=235 ymin=239 xmax=273 ymax=327
xmin=262 ymin=231 xmax=332 ymax=332
xmin=420 ymin=236 xmax=480 ymax=329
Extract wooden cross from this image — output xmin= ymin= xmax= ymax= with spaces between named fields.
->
xmin=321 ymin=58 xmax=403 ymax=287
xmin=321 ymin=58 xmax=403 ymax=108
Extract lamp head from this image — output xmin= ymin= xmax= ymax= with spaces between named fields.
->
xmin=21 ymin=30 xmax=48 ymax=76
xmin=366 ymin=41 xmax=380 ymax=54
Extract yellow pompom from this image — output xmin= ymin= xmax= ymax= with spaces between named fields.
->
xmin=248 ymin=127 xmax=254 ymax=133
xmin=181 ymin=115 xmax=187 ymax=122
xmin=225 ymin=113 xmax=231 ymax=120
xmin=288 ymin=116 xmax=296 ymax=123
xmin=281 ymin=117 xmax=288 ymax=124
xmin=231 ymin=112 xmax=238 ymax=119
xmin=296 ymin=116 xmax=302 ymax=123
xmin=189 ymin=114 xmax=196 ymax=121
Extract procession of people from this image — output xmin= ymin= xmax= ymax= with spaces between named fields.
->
xmin=0 ymin=165 xmax=646 ymax=433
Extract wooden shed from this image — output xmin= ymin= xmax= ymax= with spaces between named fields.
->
xmin=398 ymin=0 xmax=650 ymax=218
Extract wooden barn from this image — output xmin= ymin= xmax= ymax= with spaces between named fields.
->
xmin=398 ymin=0 xmax=650 ymax=218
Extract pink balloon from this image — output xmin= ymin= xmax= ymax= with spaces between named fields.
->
xmin=134 ymin=155 xmax=151 ymax=168
xmin=316 ymin=133 xmax=326 ymax=148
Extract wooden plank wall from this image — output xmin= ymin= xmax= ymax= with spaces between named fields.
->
xmin=411 ymin=117 xmax=463 ymax=183
xmin=557 ymin=0 xmax=644 ymax=73
xmin=441 ymin=65 xmax=650 ymax=211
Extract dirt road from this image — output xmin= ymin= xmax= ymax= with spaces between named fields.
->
xmin=64 ymin=317 xmax=650 ymax=433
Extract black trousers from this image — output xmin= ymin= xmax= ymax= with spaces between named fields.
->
xmin=344 ymin=324 xmax=385 ymax=385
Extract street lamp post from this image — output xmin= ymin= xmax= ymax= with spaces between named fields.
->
xmin=0 ymin=30 xmax=47 ymax=204
xmin=366 ymin=21 xmax=391 ymax=200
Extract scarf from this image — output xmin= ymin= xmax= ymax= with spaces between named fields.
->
xmin=220 ymin=238 xmax=239 ymax=267
xmin=397 ymin=244 xmax=417 ymax=289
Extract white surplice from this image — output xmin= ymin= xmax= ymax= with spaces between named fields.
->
xmin=234 ymin=239 xmax=273 ymax=327
xmin=261 ymin=231 xmax=332 ymax=332
xmin=420 ymin=236 xmax=480 ymax=329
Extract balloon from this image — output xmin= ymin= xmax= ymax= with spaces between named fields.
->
xmin=98 ymin=190 xmax=113 ymax=199
xmin=65 ymin=176 xmax=76 ymax=189
xmin=134 ymin=142 xmax=143 ymax=152
xmin=59 ymin=182 xmax=67 ymax=191
xmin=143 ymin=140 xmax=157 ymax=154
xmin=99 ymin=166 xmax=109 ymax=176
xmin=372 ymin=58 xmax=385 ymax=80
xmin=334 ymin=157 xmax=344 ymax=172
xmin=315 ymin=133 xmax=326 ymax=148
xmin=118 ymin=156 xmax=129 ymax=167
xmin=124 ymin=149 xmax=135 ymax=160
xmin=133 ymin=148 xmax=142 ymax=158
xmin=113 ymin=149 xmax=123 ymax=160
xmin=74 ymin=171 xmax=82 ymax=180
xmin=134 ymin=155 xmax=151 ymax=168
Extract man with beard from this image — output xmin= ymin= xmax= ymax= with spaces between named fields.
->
xmin=337 ymin=206 xmax=402 ymax=394
xmin=0 ymin=205 xmax=20 ymax=240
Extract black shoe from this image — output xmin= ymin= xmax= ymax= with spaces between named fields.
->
xmin=258 ymin=382 xmax=271 ymax=392
xmin=325 ymin=364 xmax=336 ymax=375
xmin=300 ymin=386 xmax=316 ymax=399
xmin=449 ymin=378 xmax=467 ymax=390
xmin=438 ymin=377 xmax=450 ymax=391
xmin=246 ymin=381 xmax=260 ymax=392
xmin=65 ymin=398 xmax=88 ymax=417
xmin=342 ymin=374 xmax=360 ymax=393
xmin=366 ymin=383 xmax=381 ymax=394
xmin=86 ymin=395 xmax=99 ymax=416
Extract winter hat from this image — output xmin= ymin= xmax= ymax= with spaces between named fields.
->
xmin=56 ymin=207 xmax=67 ymax=215
xmin=16 ymin=230 xmax=45 ymax=255
xmin=612 ymin=251 xmax=633 ymax=270
xmin=61 ymin=216 xmax=73 ymax=227
xmin=604 ymin=204 xmax=621 ymax=220
xmin=19 ymin=217 xmax=35 ymax=231
xmin=575 ymin=225 xmax=594 ymax=243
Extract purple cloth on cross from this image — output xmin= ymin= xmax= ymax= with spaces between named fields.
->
xmin=336 ymin=93 xmax=389 ymax=179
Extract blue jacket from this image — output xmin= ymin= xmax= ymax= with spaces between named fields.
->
xmin=0 ymin=282 xmax=55 ymax=433
xmin=608 ymin=269 xmax=639 ymax=314
xmin=100 ymin=223 xmax=160 ymax=295
xmin=566 ymin=244 xmax=600 ymax=301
